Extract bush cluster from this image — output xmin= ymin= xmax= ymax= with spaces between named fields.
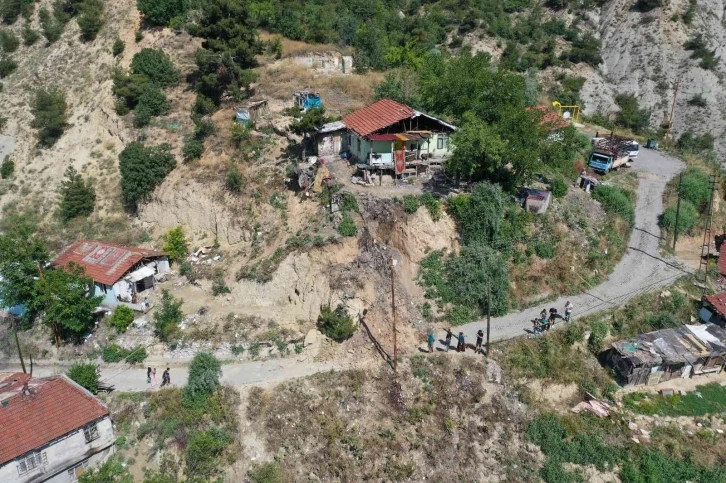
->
xmin=31 ymin=88 xmax=68 ymax=147
xmin=591 ymin=185 xmax=635 ymax=224
xmin=317 ymin=304 xmax=356 ymax=342
xmin=101 ymin=344 xmax=147 ymax=364
xmin=109 ymin=305 xmax=134 ymax=333
xmin=66 ymin=362 xmax=99 ymax=393
xmin=118 ymin=142 xmax=176 ymax=213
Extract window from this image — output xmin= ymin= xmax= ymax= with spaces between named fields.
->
xmin=437 ymin=136 xmax=448 ymax=150
xmin=83 ymin=423 xmax=100 ymax=443
xmin=67 ymin=460 xmax=90 ymax=482
xmin=17 ymin=452 xmax=46 ymax=475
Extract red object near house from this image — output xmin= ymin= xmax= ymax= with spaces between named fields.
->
xmin=394 ymin=150 xmax=405 ymax=174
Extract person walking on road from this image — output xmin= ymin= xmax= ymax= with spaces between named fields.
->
xmin=427 ymin=331 xmax=435 ymax=353
xmin=475 ymin=330 xmax=484 ymax=353
xmin=548 ymin=307 xmax=558 ymax=330
xmin=564 ymin=301 xmax=574 ymax=322
xmin=151 ymin=368 xmax=157 ymax=386
xmin=147 ymin=367 xmax=152 ymax=384
xmin=444 ymin=329 xmax=453 ymax=352
xmin=457 ymin=332 xmax=465 ymax=352
xmin=161 ymin=368 xmax=170 ymax=387
xmin=539 ymin=309 xmax=548 ymax=331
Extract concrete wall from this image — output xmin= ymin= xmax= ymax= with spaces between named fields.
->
xmin=429 ymin=133 xmax=452 ymax=157
xmin=0 ymin=417 xmax=115 ymax=483
xmin=94 ymin=283 xmax=118 ymax=307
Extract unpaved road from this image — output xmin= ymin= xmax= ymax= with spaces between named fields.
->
xmin=449 ymin=147 xmax=688 ymax=346
xmin=2 ymin=149 xmax=687 ymax=391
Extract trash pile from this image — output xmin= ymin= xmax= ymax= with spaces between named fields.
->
xmin=186 ymin=246 xmax=223 ymax=265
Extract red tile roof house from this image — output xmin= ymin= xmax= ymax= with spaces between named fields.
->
xmin=340 ymin=99 xmax=457 ymax=178
xmin=0 ymin=372 xmax=115 ymax=482
xmin=53 ymin=240 xmax=169 ymax=313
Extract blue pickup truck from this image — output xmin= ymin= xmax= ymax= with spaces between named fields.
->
xmin=588 ymin=136 xmax=632 ymax=173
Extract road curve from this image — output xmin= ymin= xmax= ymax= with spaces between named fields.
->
xmin=448 ymin=148 xmax=687 ymax=346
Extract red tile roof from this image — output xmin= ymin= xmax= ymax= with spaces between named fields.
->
xmin=704 ymin=293 xmax=726 ymax=318
xmin=528 ymin=105 xmax=570 ymax=130
xmin=53 ymin=240 xmax=165 ymax=286
xmin=342 ymin=99 xmax=415 ymax=137
xmin=0 ymin=373 xmax=109 ymax=465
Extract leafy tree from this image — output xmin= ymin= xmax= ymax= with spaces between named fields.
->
xmin=0 ymin=215 xmax=48 ymax=319
xmin=137 ymin=0 xmax=187 ymax=26
xmin=183 ymin=351 xmax=222 ymax=407
xmin=677 ymin=131 xmax=714 ymax=153
xmin=444 ymin=243 xmax=509 ymax=315
xmin=31 ymin=88 xmax=68 ymax=147
xmin=614 ymin=93 xmax=650 ymax=133
xmin=561 ymin=32 xmax=602 ymax=67
xmin=78 ymin=458 xmax=133 ymax=483
xmin=185 ymin=428 xmax=233 ymax=478
xmin=0 ymin=54 xmax=16 ymax=77
xmin=109 ymin=305 xmax=134 ymax=333
xmin=59 ymin=166 xmax=96 ymax=222
xmin=135 ymin=84 xmax=171 ymax=120
xmin=317 ymin=304 xmax=356 ymax=341
xmin=374 ymin=68 xmax=420 ymax=107
xmin=225 ymin=165 xmax=243 ymax=193
xmin=112 ymin=70 xmax=149 ymax=113
xmin=0 ymin=154 xmax=13 ymax=178
xmin=162 ymin=226 xmax=188 ymax=262
xmin=67 ymin=362 xmax=99 ymax=394
xmin=0 ymin=29 xmax=19 ymax=52
xmin=31 ymin=263 xmax=102 ymax=342
xmin=112 ymin=37 xmax=124 ymax=56
xmin=131 ymin=48 xmax=178 ymax=87
xmin=183 ymin=138 xmax=204 ymax=161
xmin=635 ymin=0 xmax=663 ymax=12
xmin=458 ymin=182 xmax=508 ymax=246
xmin=118 ymin=142 xmax=176 ymax=213
xmin=1 ymin=0 xmax=22 ymax=23
xmin=289 ymin=106 xmax=331 ymax=139
xmin=133 ymin=103 xmax=152 ymax=128
xmin=448 ymin=112 xmax=505 ymax=180
xmin=21 ymin=21 xmax=39 ymax=45
xmin=77 ymin=1 xmax=103 ymax=41
xmin=153 ymin=289 xmax=182 ymax=343
xmin=660 ymin=200 xmax=698 ymax=235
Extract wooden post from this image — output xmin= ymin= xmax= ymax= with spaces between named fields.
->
xmin=14 ymin=332 xmax=26 ymax=374
xmin=390 ymin=257 xmax=397 ymax=372
xmin=673 ymin=172 xmax=682 ymax=250
xmin=486 ymin=278 xmax=491 ymax=356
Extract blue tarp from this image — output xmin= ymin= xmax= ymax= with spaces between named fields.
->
xmin=235 ymin=108 xmax=251 ymax=124
xmin=302 ymin=94 xmax=322 ymax=110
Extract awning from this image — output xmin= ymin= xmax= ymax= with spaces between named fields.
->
xmin=126 ymin=266 xmax=155 ymax=283
xmin=367 ymin=133 xmax=399 ymax=141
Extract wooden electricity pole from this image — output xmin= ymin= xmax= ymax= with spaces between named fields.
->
xmin=673 ymin=172 xmax=682 ymax=250
xmin=486 ymin=278 xmax=491 ymax=356
xmin=14 ymin=332 xmax=26 ymax=374
xmin=666 ymin=79 xmax=680 ymax=146
xmin=390 ymin=257 xmax=397 ymax=372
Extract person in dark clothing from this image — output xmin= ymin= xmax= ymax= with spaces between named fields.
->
xmin=427 ymin=331 xmax=435 ymax=353
xmin=444 ymin=329 xmax=453 ymax=352
xmin=161 ymin=368 xmax=170 ymax=387
xmin=147 ymin=367 xmax=152 ymax=384
xmin=475 ymin=330 xmax=484 ymax=353
xmin=457 ymin=332 xmax=465 ymax=352
xmin=548 ymin=307 xmax=558 ymax=330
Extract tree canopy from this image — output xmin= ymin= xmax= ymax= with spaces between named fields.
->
xmin=31 ymin=88 xmax=68 ymax=147
xmin=59 ymin=166 xmax=96 ymax=222
xmin=118 ymin=142 xmax=176 ymax=213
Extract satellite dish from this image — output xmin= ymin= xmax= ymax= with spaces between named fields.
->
xmin=563 ymin=111 xmax=571 ymax=120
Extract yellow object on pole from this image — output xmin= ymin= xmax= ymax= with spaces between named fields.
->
xmin=552 ymin=100 xmax=581 ymax=123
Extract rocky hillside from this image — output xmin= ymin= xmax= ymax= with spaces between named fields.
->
xmin=582 ymin=0 xmax=726 ymax=152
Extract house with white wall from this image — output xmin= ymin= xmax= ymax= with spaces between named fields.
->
xmin=0 ymin=372 xmax=115 ymax=482
xmin=53 ymin=240 xmax=169 ymax=313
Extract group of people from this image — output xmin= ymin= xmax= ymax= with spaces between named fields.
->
xmin=533 ymin=301 xmax=573 ymax=334
xmin=147 ymin=367 xmax=171 ymax=387
xmin=427 ymin=329 xmax=487 ymax=354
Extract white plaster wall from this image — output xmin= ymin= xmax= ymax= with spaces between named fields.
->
xmin=0 ymin=417 xmax=115 ymax=483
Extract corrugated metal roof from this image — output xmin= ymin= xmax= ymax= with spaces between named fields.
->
xmin=318 ymin=121 xmax=346 ymax=134
xmin=53 ymin=240 xmax=166 ymax=286
xmin=342 ymin=99 xmax=415 ymax=137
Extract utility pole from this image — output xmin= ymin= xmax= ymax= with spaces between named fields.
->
xmin=666 ymin=79 xmax=680 ymax=146
xmin=390 ymin=257 xmax=397 ymax=372
xmin=486 ymin=278 xmax=491 ymax=356
xmin=673 ymin=172 xmax=683 ymax=250
xmin=14 ymin=332 xmax=26 ymax=374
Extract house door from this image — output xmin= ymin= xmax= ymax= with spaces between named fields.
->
xmin=334 ymin=135 xmax=341 ymax=153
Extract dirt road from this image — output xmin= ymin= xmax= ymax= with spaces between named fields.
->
xmin=448 ymin=147 xmax=688 ymax=347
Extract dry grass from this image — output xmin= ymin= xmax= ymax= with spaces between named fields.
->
xmin=259 ymin=30 xmax=353 ymax=58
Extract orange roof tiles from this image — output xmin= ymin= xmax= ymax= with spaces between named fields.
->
xmin=342 ymin=99 xmax=415 ymax=137
xmin=704 ymin=293 xmax=726 ymax=318
xmin=0 ymin=373 xmax=109 ymax=465
xmin=528 ymin=105 xmax=570 ymax=130
xmin=53 ymin=240 xmax=165 ymax=286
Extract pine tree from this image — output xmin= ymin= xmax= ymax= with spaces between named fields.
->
xmin=59 ymin=166 xmax=95 ymax=222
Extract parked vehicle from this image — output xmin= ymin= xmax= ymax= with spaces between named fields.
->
xmin=588 ymin=135 xmax=633 ymax=173
xmin=627 ymin=141 xmax=639 ymax=159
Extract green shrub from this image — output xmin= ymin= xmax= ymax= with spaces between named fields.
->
xmin=317 ymin=304 xmax=356 ymax=342
xmin=153 ymin=289 xmax=183 ymax=343
xmin=137 ymin=84 xmax=170 ymax=116
xmin=118 ymin=142 xmax=176 ymax=212
xmin=183 ymin=352 xmax=222 ymax=408
xmin=687 ymin=94 xmax=707 ymax=108
xmin=337 ymin=213 xmax=357 ymax=237
xmin=179 ymin=261 xmax=195 ymax=281
xmin=162 ymin=226 xmax=188 ymax=262
xmin=194 ymin=117 xmax=216 ymax=139
xmin=635 ymin=0 xmax=663 ymax=12
xmin=137 ymin=0 xmax=188 ymax=26
xmin=123 ymin=347 xmax=147 ymax=364
xmin=0 ymin=155 xmax=13 ymax=178
xmin=0 ymin=54 xmax=17 ymax=77
xmin=588 ymin=320 xmax=608 ymax=354
xmin=78 ymin=458 xmax=132 ymax=483
xmin=67 ymin=362 xmax=99 ymax=394
xmin=130 ymin=48 xmax=178 ymax=87
xmin=21 ymin=22 xmax=39 ymax=45
xmin=183 ymin=138 xmax=204 ymax=161
xmin=77 ymin=2 xmax=103 ymax=41
xmin=109 ymin=305 xmax=134 ymax=333
xmin=102 ymin=344 xmax=128 ymax=362
xmin=112 ymin=37 xmax=124 ymax=56
xmin=31 ymin=88 xmax=68 ymax=147
xmin=614 ymin=93 xmax=650 ymax=133
xmin=39 ymin=8 xmax=63 ymax=43
xmin=0 ymin=29 xmax=19 ymax=52
xmin=533 ymin=240 xmax=555 ymax=259
xmin=659 ymin=200 xmax=698 ymax=235
xmin=211 ymin=278 xmax=230 ymax=296
xmin=59 ymin=166 xmax=95 ymax=222
xmin=549 ymin=176 xmax=567 ymax=198
xmin=340 ymin=192 xmax=359 ymax=213
xmin=419 ymin=192 xmax=441 ymax=221
xmin=591 ymin=185 xmax=634 ymax=224
xmin=225 ymin=165 xmax=243 ymax=193
xmin=134 ymin=29 xmax=142 ymax=42
xmin=248 ymin=461 xmax=285 ymax=483
xmin=185 ymin=427 xmax=233 ymax=478
xmin=677 ymin=131 xmax=714 ymax=154
xmin=679 ymin=167 xmax=711 ymax=209
xmin=402 ymin=195 xmax=420 ymax=214
xmin=133 ymin=103 xmax=152 ymax=127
